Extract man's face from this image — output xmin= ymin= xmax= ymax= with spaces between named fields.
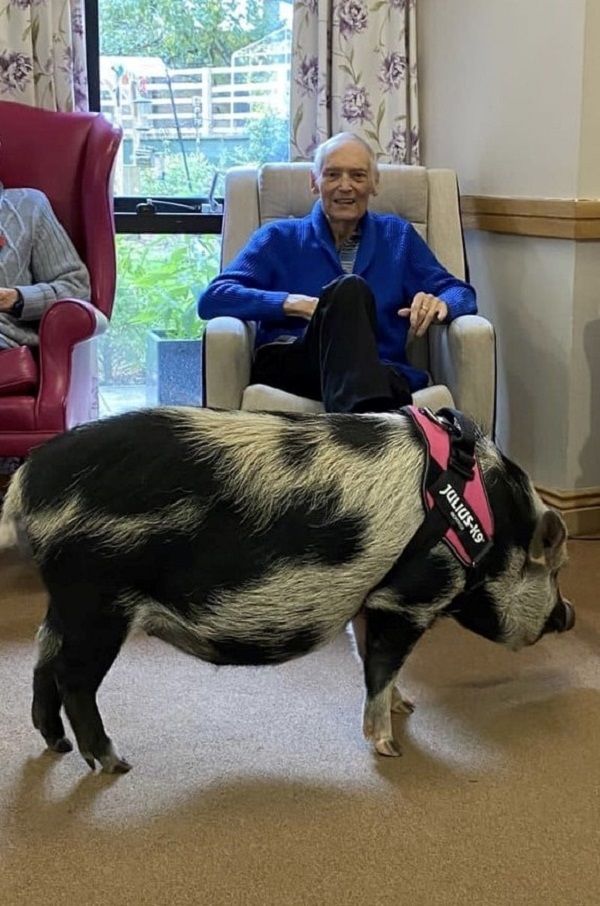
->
xmin=311 ymin=141 xmax=377 ymax=230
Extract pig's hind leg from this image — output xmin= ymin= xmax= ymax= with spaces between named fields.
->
xmin=32 ymin=619 xmax=72 ymax=754
xmin=36 ymin=591 xmax=132 ymax=774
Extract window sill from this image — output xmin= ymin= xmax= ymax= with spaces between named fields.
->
xmin=115 ymin=211 xmax=223 ymax=235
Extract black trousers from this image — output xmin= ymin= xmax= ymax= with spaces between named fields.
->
xmin=251 ymin=275 xmax=412 ymax=414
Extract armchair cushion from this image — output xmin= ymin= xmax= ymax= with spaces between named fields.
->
xmin=0 ymin=346 xmax=38 ymax=396
xmin=241 ymin=382 xmax=454 ymax=415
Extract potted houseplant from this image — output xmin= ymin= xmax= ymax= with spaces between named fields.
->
xmin=128 ymin=242 xmax=205 ymax=406
xmin=145 ymin=300 xmax=203 ymax=406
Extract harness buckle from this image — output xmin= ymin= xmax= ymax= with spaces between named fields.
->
xmin=449 ymin=445 xmax=476 ymax=480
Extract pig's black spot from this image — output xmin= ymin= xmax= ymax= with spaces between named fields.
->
xmin=485 ymin=454 xmax=537 ymax=554
xmin=278 ymin=430 xmax=319 ymax=469
xmin=328 ymin=415 xmax=393 ymax=455
xmin=210 ymin=626 xmax=323 ymax=665
xmin=445 ymin=588 xmax=502 ymax=643
xmin=379 ymin=552 xmax=456 ymax=605
xmin=467 ymin=452 xmax=537 ymax=586
xmin=22 ymin=409 xmax=225 ymax=517
xmin=270 ymin=411 xmax=320 ymax=423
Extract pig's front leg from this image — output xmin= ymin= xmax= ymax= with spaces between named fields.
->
xmin=351 ymin=608 xmax=415 ymax=721
xmin=360 ymin=602 xmax=425 ymax=756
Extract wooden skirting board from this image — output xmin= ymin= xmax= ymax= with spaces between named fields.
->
xmin=536 ymin=485 xmax=600 ymax=537
xmin=461 ymin=196 xmax=600 ymax=240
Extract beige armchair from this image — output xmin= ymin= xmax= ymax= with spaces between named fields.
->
xmin=203 ymin=163 xmax=496 ymax=434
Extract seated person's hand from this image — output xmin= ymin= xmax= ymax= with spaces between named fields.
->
xmin=0 ymin=288 xmax=20 ymax=312
xmin=398 ymin=292 xmax=448 ymax=338
xmin=283 ymin=294 xmax=319 ymax=320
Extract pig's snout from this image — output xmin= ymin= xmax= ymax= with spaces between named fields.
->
xmin=544 ymin=599 xmax=575 ymax=634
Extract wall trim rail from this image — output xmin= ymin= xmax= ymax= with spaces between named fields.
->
xmin=461 ymin=196 xmax=600 ymax=239
xmin=536 ymin=485 xmax=600 ymax=537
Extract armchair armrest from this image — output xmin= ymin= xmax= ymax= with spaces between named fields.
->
xmin=36 ymin=299 xmax=109 ymax=429
xmin=428 ymin=314 xmax=496 ymax=435
xmin=203 ymin=317 xmax=255 ymax=409
xmin=202 ymin=313 xmax=496 ymax=432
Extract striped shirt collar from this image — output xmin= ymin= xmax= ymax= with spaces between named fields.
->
xmin=338 ymin=228 xmax=361 ymax=274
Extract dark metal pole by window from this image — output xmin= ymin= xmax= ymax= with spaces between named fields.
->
xmin=84 ymin=0 xmax=101 ymax=112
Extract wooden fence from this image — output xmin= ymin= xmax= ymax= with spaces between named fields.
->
xmin=101 ymin=59 xmax=290 ymax=139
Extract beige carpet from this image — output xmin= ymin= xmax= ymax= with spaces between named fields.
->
xmin=0 ymin=542 xmax=599 ymax=906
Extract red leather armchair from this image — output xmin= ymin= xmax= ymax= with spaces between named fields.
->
xmin=0 ymin=101 xmax=122 ymax=458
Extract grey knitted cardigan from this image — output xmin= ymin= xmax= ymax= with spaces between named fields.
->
xmin=0 ymin=184 xmax=91 ymax=347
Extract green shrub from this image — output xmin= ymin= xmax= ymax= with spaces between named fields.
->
xmin=99 ymin=233 xmax=221 ymax=384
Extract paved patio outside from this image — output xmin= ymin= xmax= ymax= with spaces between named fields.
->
xmin=99 ymin=384 xmax=148 ymax=418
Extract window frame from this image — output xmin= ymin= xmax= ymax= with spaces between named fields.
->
xmin=84 ymin=0 xmax=224 ymax=235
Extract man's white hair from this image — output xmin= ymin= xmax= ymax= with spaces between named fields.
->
xmin=312 ymin=132 xmax=379 ymax=182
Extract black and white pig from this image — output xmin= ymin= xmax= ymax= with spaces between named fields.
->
xmin=0 ymin=406 xmax=573 ymax=773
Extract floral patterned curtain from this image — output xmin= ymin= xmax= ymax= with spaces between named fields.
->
xmin=0 ymin=0 xmax=88 ymax=111
xmin=291 ymin=0 xmax=419 ymax=164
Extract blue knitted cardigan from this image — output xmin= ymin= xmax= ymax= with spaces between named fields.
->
xmin=199 ymin=201 xmax=477 ymax=390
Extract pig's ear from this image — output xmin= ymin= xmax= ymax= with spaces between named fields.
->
xmin=528 ymin=509 xmax=567 ymax=568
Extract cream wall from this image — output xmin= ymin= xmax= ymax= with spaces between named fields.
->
xmin=579 ymin=0 xmax=600 ymax=195
xmin=569 ymin=244 xmax=600 ymax=486
xmin=418 ymin=0 xmax=599 ymax=490
xmin=464 ymin=233 xmax=575 ymax=487
xmin=419 ymin=0 xmax=586 ymax=196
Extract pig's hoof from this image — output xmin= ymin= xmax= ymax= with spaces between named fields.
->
xmin=374 ymin=736 xmax=402 ymax=757
xmin=391 ymin=688 xmax=415 ymax=714
xmin=80 ymin=743 xmax=132 ymax=774
xmin=82 ymin=754 xmax=96 ymax=771
xmin=101 ymin=757 xmax=132 ymax=775
xmin=47 ymin=736 xmax=73 ymax=754
xmin=100 ymin=743 xmax=132 ymax=774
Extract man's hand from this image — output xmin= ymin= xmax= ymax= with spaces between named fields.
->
xmin=283 ymin=294 xmax=319 ymax=320
xmin=398 ymin=292 xmax=448 ymax=337
xmin=0 ymin=288 xmax=19 ymax=312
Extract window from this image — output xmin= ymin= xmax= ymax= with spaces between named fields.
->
xmin=85 ymin=0 xmax=292 ymax=414
xmin=99 ymin=233 xmax=221 ymax=416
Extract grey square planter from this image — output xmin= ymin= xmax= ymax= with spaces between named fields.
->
xmin=146 ymin=329 xmax=203 ymax=407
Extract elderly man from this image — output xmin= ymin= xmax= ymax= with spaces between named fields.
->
xmin=199 ymin=132 xmax=477 ymax=413
xmin=0 ymin=183 xmax=90 ymax=350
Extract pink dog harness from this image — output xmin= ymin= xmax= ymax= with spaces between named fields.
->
xmin=400 ymin=406 xmax=494 ymax=568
